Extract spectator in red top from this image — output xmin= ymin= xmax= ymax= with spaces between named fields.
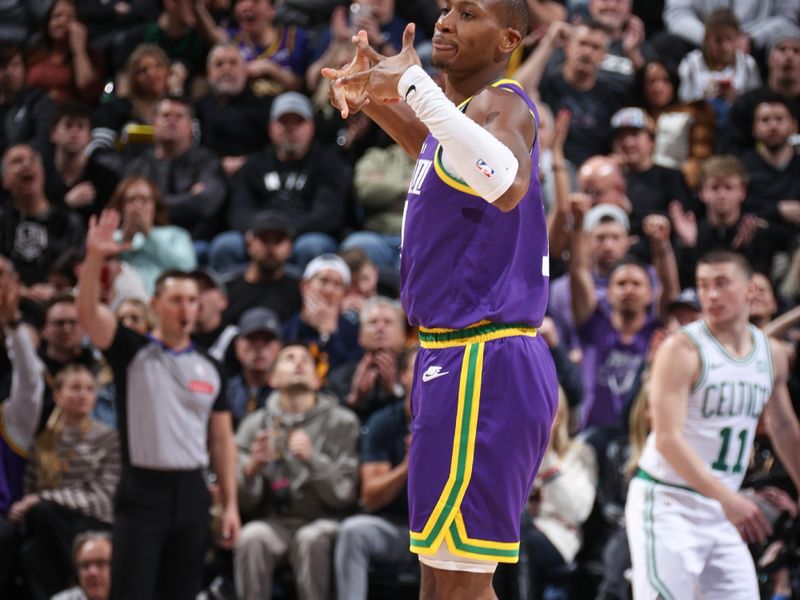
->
xmin=25 ymin=0 xmax=105 ymax=104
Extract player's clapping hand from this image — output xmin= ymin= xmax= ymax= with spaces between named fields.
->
xmin=721 ymin=490 xmax=772 ymax=545
xmin=336 ymin=23 xmax=421 ymax=106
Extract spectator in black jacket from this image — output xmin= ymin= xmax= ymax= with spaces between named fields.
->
xmin=124 ymin=96 xmax=226 ymax=242
xmin=0 ymin=44 xmax=54 ymax=157
xmin=211 ymin=91 xmax=351 ymax=270
xmin=43 ymin=102 xmax=119 ymax=222
xmin=195 ymin=43 xmax=270 ymax=179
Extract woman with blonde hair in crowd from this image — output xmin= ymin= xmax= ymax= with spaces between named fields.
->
xmin=88 ymin=44 xmax=169 ymax=159
xmin=114 ymin=298 xmax=154 ymax=335
xmin=521 ymin=387 xmax=598 ymax=599
xmin=9 ymin=364 xmax=120 ymax=600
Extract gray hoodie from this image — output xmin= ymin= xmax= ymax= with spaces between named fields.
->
xmin=235 ymin=391 xmax=359 ymax=525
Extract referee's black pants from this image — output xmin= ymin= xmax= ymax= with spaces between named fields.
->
xmin=110 ymin=467 xmax=210 ymax=600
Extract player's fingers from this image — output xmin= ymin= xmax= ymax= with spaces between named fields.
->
xmin=401 ymin=22 xmax=416 ymax=52
xmin=339 ymin=70 xmax=372 ymax=87
xmin=330 ymin=81 xmax=350 ymax=119
xmin=320 ymin=66 xmax=342 ymax=81
xmin=353 ymin=31 xmax=383 ymax=62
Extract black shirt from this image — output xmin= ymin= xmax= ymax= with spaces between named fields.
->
xmin=539 ymin=72 xmax=630 ymax=167
xmin=43 ymin=152 xmax=121 ymax=221
xmin=228 ymin=142 xmax=351 ymax=234
xmin=195 ymin=90 xmax=271 ymax=158
xmin=223 ymin=271 xmax=302 ymax=326
xmin=0 ymin=203 xmax=85 ymax=285
xmin=627 ymin=164 xmax=691 ymax=234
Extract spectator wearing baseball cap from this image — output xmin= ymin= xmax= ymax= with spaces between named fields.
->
xmin=665 ymin=287 xmax=702 ymax=331
xmin=221 ymin=90 xmax=351 ymax=273
xmin=226 ymin=307 xmax=283 ymax=427
xmin=549 ymin=203 xmax=633 ymax=353
xmin=282 ymin=253 xmax=362 ymax=379
xmin=219 ymin=210 xmax=303 ymax=328
xmin=611 ymin=106 xmax=692 ymax=245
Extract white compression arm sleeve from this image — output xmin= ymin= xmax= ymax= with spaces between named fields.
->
xmin=398 ymin=65 xmax=519 ymax=204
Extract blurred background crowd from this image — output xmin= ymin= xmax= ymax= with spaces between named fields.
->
xmin=0 ymin=0 xmax=800 ymax=599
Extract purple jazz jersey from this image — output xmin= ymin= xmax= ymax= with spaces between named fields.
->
xmin=408 ymin=335 xmax=557 ymax=562
xmin=400 ymin=81 xmax=549 ymax=330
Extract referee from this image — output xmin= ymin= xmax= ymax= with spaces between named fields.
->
xmin=77 ymin=210 xmax=240 ymax=600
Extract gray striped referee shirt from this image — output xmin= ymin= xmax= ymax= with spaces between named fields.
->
xmin=104 ymin=326 xmax=229 ymax=470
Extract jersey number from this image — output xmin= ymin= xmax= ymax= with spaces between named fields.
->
xmin=711 ymin=427 xmax=748 ymax=474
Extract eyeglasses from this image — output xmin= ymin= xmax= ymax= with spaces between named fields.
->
xmin=77 ymin=559 xmax=110 ymax=571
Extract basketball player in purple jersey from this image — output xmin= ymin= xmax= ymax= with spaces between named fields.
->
xmin=323 ymin=2 xmax=557 ymax=598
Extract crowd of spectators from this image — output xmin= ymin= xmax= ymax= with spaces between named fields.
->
xmin=1 ymin=0 xmax=800 ymax=599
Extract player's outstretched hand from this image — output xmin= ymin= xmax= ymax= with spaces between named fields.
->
xmin=721 ymin=490 xmax=772 ymax=545
xmin=321 ymin=30 xmax=372 ymax=119
xmin=338 ymin=23 xmax=421 ymax=105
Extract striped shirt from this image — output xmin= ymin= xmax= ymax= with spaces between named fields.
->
xmin=104 ymin=326 xmax=228 ymax=470
xmin=24 ymin=420 xmax=120 ymax=524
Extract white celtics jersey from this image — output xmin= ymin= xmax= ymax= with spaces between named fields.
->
xmin=638 ymin=320 xmax=773 ymax=492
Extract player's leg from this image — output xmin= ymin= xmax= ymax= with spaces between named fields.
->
xmin=428 ymin=568 xmax=497 ymax=600
xmin=696 ymin=521 xmax=759 ymax=600
xmin=625 ymin=479 xmax=706 ymax=600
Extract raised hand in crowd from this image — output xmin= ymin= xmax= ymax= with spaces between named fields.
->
xmin=642 ymin=213 xmax=671 ymax=244
xmin=622 ymin=15 xmax=646 ymax=69
xmin=668 ymin=200 xmax=697 ymax=247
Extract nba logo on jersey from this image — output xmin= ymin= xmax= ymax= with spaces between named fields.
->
xmin=475 ymin=158 xmax=494 ymax=178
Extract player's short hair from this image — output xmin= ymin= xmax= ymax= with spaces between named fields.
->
xmin=697 ymin=250 xmax=753 ymax=279
xmin=699 ymin=155 xmax=749 ymax=186
xmin=501 ymin=0 xmax=530 ymax=36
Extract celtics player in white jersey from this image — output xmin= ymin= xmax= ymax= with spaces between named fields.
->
xmin=626 ymin=250 xmax=800 ymax=599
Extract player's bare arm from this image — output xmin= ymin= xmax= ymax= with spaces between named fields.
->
xmin=462 ymin=85 xmax=535 ymax=211
xmin=651 ymin=332 xmax=772 ymax=543
xmin=764 ymin=337 xmax=800 ymax=501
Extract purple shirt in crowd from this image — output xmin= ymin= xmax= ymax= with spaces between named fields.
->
xmin=577 ymin=305 xmax=661 ymax=430
xmin=400 ymin=81 xmax=549 ymax=329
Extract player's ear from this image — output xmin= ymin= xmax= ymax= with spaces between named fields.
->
xmin=499 ymin=27 xmax=522 ymax=53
